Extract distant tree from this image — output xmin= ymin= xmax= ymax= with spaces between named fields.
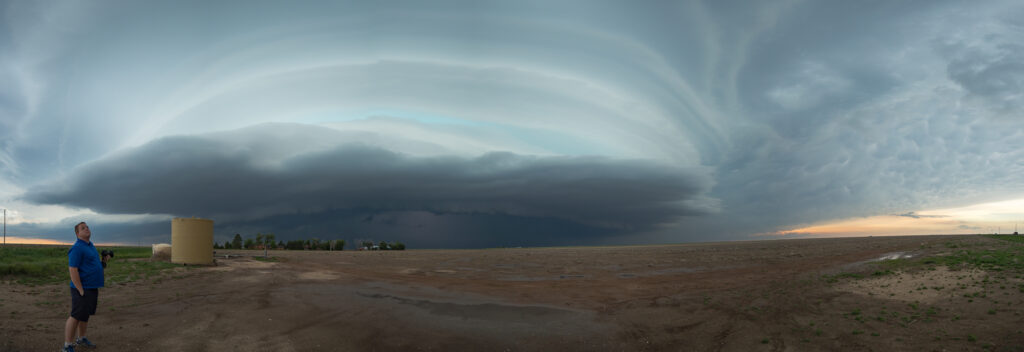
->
xmin=278 ymin=241 xmax=285 ymax=249
xmin=261 ymin=233 xmax=275 ymax=257
xmin=213 ymin=242 xmax=221 ymax=249
xmin=332 ymin=239 xmax=345 ymax=251
xmin=255 ymin=233 xmax=264 ymax=249
xmin=232 ymin=234 xmax=243 ymax=249
xmin=378 ymin=241 xmax=389 ymax=250
xmin=286 ymin=240 xmax=305 ymax=250
xmin=360 ymin=240 xmax=375 ymax=250
xmin=244 ymin=238 xmax=255 ymax=250
xmin=392 ymin=242 xmax=405 ymax=250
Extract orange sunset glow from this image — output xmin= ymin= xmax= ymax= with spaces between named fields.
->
xmin=769 ymin=197 xmax=1024 ymax=238
xmin=1 ymin=236 xmax=71 ymax=245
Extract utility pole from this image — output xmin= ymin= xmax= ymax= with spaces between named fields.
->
xmin=3 ymin=208 xmax=6 ymax=246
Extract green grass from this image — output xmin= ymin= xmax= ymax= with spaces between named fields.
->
xmin=105 ymin=259 xmax=179 ymax=286
xmin=821 ymin=235 xmax=1024 ymax=285
xmin=823 ymin=272 xmax=863 ymax=283
xmin=1 ymin=246 xmax=180 ymax=285
xmin=988 ymin=235 xmax=1024 ymax=244
xmin=877 ymin=236 xmax=1024 ymax=273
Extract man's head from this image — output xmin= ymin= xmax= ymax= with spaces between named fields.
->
xmin=74 ymin=222 xmax=91 ymax=242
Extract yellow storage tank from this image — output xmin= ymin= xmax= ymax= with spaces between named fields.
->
xmin=171 ymin=217 xmax=214 ymax=265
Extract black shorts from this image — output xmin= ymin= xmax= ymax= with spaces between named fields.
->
xmin=70 ymin=287 xmax=99 ymax=322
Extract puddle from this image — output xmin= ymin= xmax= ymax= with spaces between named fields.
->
xmin=651 ymin=267 xmax=704 ymax=275
xmin=497 ymin=274 xmax=587 ymax=281
xmin=833 ymin=252 xmax=918 ymax=273
xmin=358 ymin=292 xmax=578 ymax=323
xmin=497 ymin=276 xmax=545 ymax=281
xmin=875 ymin=252 xmax=915 ymax=261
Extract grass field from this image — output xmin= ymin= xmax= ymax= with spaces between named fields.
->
xmin=874 ymin=235 xmax=1024 ymax=273
xmin=0 ymin=245 xmax=180 ymax=286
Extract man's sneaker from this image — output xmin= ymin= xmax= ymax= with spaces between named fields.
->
xmin=75 ymin=337 xmax=96 ymax=348
xmin=61 ymin=344 xmax=76 ymax=352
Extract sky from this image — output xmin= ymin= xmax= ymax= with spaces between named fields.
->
xmin=1 ymin=0 xmax=1023 ymax=248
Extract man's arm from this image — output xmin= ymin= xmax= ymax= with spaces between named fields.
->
xmin=69 ymin=267 xmax=84 ymax=296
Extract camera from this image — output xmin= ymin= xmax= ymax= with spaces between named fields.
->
xmin=101 ymin=250 xmax=114 ymax=268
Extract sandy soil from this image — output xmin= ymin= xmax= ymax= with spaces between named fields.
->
xmin=2 ymin=235 xmax=1023 ymax=351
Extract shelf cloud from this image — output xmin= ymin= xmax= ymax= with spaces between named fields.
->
xmin=23 ymin=124 xmax=715 ymax=245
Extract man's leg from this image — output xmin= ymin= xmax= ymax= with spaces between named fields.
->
xmin=77 ymin=321 xmax=88 ymax=339
xmin=64 ymin=316 xmax=79 ymax=344
xmin=74 ymin=289 xmax=98 ymax=348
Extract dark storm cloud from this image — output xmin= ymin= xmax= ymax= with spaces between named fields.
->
xmin=8 ymin=209 xmax=611 ymax=249
xmin=23 ymin=124 xmax=714 ymax=235
xmin=211 ymin=209 xmax=621 ymax=249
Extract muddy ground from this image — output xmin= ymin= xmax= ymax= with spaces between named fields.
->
xmin=2 ymin=235 xmax=1023 ymax=351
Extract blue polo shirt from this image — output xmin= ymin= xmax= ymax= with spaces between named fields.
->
xmin=68 ymin=239 xmax=104 ymax=289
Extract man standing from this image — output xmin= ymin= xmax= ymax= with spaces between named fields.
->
xmin=63 ymin=222 xmax=109 ymax=352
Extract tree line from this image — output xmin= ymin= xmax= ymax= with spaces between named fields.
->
xmin=214 ymin=233 xmax=405 ymax=250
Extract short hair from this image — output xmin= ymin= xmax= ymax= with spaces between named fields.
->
xmin=74 ymin=222 xmax=86 ymax=235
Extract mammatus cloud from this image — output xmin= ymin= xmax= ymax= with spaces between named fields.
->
xmin=23 ymin=124 xmax=715 ymax=243
xmin=940 ymin=21 xmax=1024 ymax=117
xmin=676 ymin=1 xmax=1024 ymax=241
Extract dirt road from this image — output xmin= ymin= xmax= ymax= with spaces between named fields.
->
xmin=3 ymin=235 xmax=1022 ymax=351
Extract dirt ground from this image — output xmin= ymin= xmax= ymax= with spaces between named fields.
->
xmin=2 ymin=235 xmax=1023 ymax=351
